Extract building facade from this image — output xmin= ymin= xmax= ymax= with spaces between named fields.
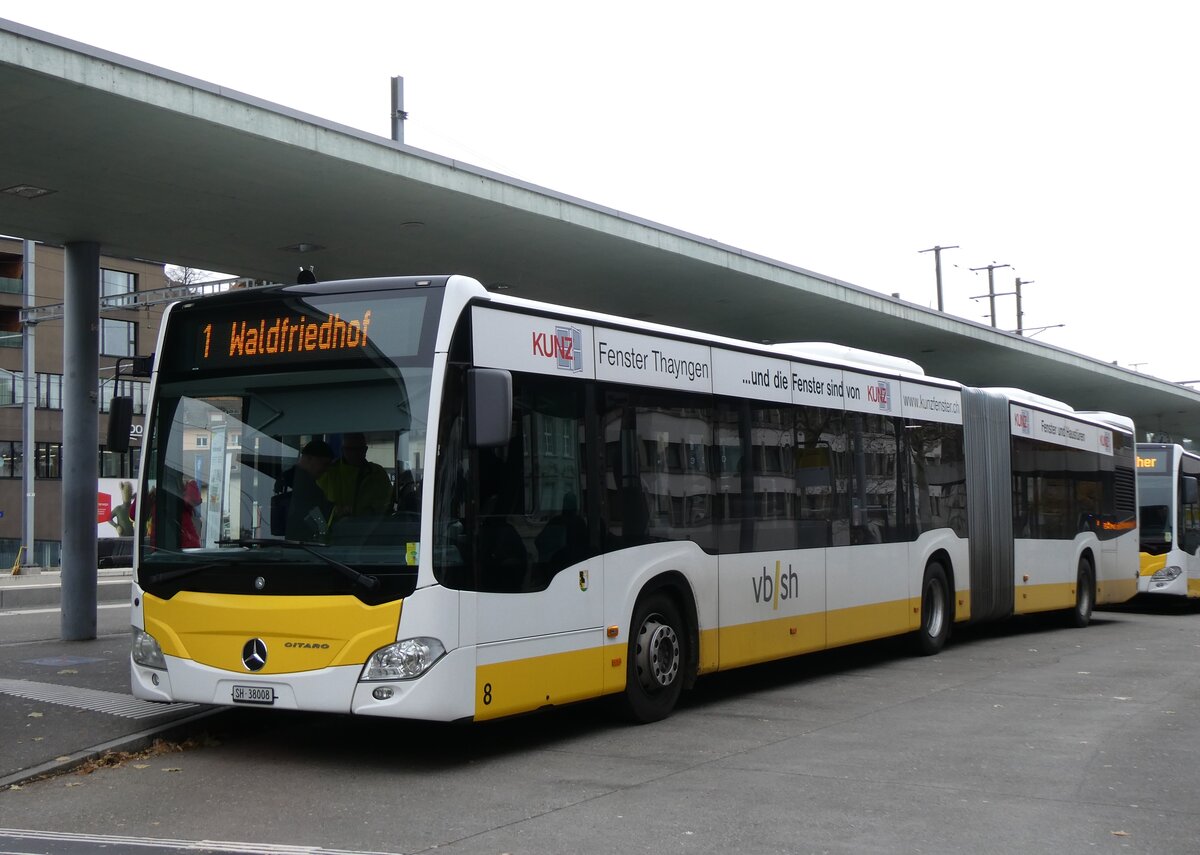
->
xmin=0 ymin=238 xmax=166 ymax=568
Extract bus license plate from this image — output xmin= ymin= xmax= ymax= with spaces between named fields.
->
xmin=232 ymin=685 xmax=275 ymax=705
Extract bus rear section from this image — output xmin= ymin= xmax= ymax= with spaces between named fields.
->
xmin=1136 ymin=443 xmax=1200 ymax=598
xmin=961 ymin=391 xmax=1139 ymax=624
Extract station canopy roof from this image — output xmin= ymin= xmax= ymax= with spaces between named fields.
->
xmin=1 ymin=19 xmax=1197 ymax=441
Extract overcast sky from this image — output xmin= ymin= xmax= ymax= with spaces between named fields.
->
xmin=4 ymin=1 xmax=1197 ymax=383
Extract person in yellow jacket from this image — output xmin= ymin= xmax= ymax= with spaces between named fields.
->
xmin=319 ymin=433 xmax=393 ymax=530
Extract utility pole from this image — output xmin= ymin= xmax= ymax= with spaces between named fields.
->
xmin=390 ymin=76 xmax=407 ymax=143
xmin=918 ymin=245 xmax=958 ymax=312
xmin=969 ymin=262 xmax=1011 ymax=327
xmin=1013 ymin=277 xmax=1033 ymax=335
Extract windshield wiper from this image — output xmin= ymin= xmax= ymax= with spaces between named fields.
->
xmin=141 ymin=562 xmax=226 ymax=587
xmin=217 ymin=537 xmax=380 ymax=591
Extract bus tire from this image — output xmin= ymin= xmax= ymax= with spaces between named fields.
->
xmin=620 ymin=592 xmax=685 ymax=723
xmin=1070 ymin=558 xmax=1095 ymax=628
xmin=915 ymin=561 xmax=950 ymax=656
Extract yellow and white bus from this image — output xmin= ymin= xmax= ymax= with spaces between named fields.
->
xmin=128 ymin=275 xmax=1139 ymax=722
xmin=1136 ymin=442 xmax=1200 ymax=598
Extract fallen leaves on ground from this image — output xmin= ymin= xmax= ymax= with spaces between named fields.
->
xmin=72 ymin=734 xmax=219 ymax=776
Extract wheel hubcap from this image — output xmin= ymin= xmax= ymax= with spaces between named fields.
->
xmin=636 ymin=614 xmax=680 ymax=691
xmin=925 ymin=578 xmax=945 ymax=637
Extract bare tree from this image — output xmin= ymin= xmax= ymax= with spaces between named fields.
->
xmin=164 ymin=264 xmax=231 ymax=295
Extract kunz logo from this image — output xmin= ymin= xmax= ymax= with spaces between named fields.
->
xmin=1014 ymin=408 xmax=1032 ymax=434
xmin=751 ymin=560 xmax=799 ymax=609
xmin=867 ymin=380 xmax=891 ymax=410
xmin=531 ymin=325 xmax=583 ymax=373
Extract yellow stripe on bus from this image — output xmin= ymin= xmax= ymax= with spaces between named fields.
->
xmin=1098 ymin=576 xmax=1138 ymax=604
xmin=1139 ymin=552 xmax=1168 ymax=577
xmin=1013 ymin=582 xmax=1075 ymax=614
xmin=717 ymin=611 xmax=826 ymax=670
xmin=144 ymin=592 xmax=402 ymax=674
xmin=716 ymin=598 xmax=917 ymax=670
xmin=475 ymin=646 xmax=606 ymax=720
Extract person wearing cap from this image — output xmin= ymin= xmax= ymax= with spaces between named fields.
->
xmin=279 ymin=438 xmax=335 ymax=541
xmin=319 ymin=433 xmax=393 ymax=531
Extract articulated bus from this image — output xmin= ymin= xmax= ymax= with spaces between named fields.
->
xmin=1136 ymin=442 xmax=1200 ymax=598
xmin=128 ymin=275 xmax=1139 ymax=723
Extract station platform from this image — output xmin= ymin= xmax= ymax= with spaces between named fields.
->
xmin=0 ymin=566 xmax=215 ymax=789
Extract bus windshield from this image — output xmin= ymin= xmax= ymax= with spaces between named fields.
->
xmin=1138 ymin=473 xmax=1172 ymax=551
xmin=137 ymin=285 xmax=439 ymax=602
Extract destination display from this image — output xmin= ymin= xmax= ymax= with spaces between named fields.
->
xmin=177 ymin=294 xmax=430 ymax=371
xmin=1136 ymin=449 xmax=1170 ymax=473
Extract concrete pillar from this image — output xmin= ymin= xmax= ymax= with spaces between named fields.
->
xmin=21 ymin=240 xmax=36 ymax=570
xmin=61 ymin=241 xmax=99 ymax=641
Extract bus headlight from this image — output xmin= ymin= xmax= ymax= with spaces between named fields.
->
xmin=1152 ymin=565 xmax=1183 ymax=582
xmin=131 ymin=627 xmax=167 ymax=670
xmin=361 ymin=637 xmax=446 ymax=681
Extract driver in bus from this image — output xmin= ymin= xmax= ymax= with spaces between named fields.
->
xmin=278 ymin=439 xmax=335 ymax=541
xmin=320 ymin=433 xmax=393 ymax=530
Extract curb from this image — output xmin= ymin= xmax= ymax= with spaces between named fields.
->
xmin=0 ymin=706 xmax=222 ymax=790
xmin=0 ymin=577 xmax=132 ymax=611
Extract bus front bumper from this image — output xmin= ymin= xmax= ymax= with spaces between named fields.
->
xmin=131 ymin=645 xmax=477 ymax=721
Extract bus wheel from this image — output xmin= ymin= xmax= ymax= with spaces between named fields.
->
xmin=620 ymin=593 xmax=685 ymax=723
xmin=915 ymin=561 xmax=950 ymax=656
xmin=1070 ymin=558 xmax=1095 ymax=628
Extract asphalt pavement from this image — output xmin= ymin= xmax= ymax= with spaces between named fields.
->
xmin=2 ymin=571 xmax=1199 ymax=853
xmin=0 ymin=566 xmax=215 ymax=790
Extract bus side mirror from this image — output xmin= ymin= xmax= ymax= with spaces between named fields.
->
xmin=1185 ymin=476 xmax=1199 ymax=506
xmin=107 ymin=396 xmax=134 ymax=453
xmin=467 ymin=368 xmax=512 ymax=448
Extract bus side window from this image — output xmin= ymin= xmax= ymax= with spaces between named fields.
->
xmin=1181 ymin=476 xmax=1200 ymax=554
xmin=476 ymin=442 xmax=528 ymax=592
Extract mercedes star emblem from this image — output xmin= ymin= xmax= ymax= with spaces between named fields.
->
xmin=242 ymin=638 xmax=268 ymax=672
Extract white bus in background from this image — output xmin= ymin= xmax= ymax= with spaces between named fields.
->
xmin=126 ymin=275 xmax=1139 ymax=724
xmin=1136 ymin=443 xmax=1200 ymax=598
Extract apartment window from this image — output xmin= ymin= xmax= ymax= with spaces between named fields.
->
xmin=195 ymin=435 xmax=209 ymax=449
xmin=37 ymin=373 xmax=62 ymax=410
xmin=100 ymin=378 xmax=148 ymax=415
xmin=0 ymin=308 xmax=20 ymax=348
xmin=37 ymin=442 xmax=62 ymax=479
xmin=100 ymin=445 xmax=138 ymax=478
xmin=100 ymin=319 xmax=137 ymax=357
xmin=101 ymin=269 xmax=137 ymax=307
xmin=0 ymin=252 xmax=21 ymax=295
xmin=0 ymin=441 xmax=21 ymax=478
xmin=0 ymin=371 xmax=21 ymax=406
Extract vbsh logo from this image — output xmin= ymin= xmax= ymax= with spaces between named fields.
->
xmin=531 ymin=325 xmax=583 ymax=373
xmin=751 ymin=560 xmax=799 ymax=610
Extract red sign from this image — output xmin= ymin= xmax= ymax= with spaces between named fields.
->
xmin=97 ymin=492 xmax=112 ymax=525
